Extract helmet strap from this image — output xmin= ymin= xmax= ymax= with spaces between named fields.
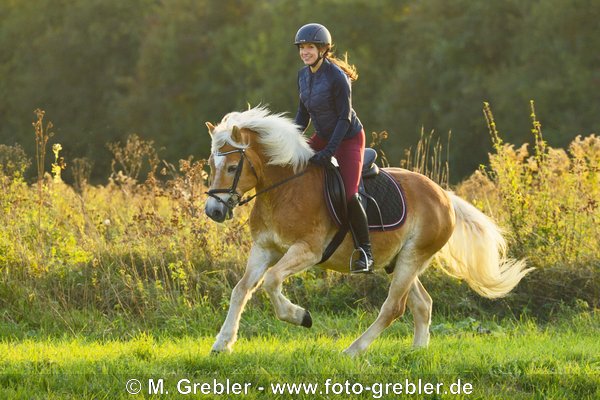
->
xmin=310 ymin=55 xmax=322 ymax=68
xmin=310 ymin=49 xmax=329 ymax=68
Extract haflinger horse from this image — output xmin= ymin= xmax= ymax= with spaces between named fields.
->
xmin=204 ymin=106 xmax=531 ymax=356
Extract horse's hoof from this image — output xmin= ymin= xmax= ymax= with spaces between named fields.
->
xmin=301 ymin=310 xmax=313 ymax=328
xmin=211 ymin=348 xmax=232 ymax=356
xmin=210 ymin=344 xmax=232 ymax=355
xmin=342 ymin=348 xmax=358 ymax=357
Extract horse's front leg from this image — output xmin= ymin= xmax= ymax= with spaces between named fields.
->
xmin=211 ymin=245 xmax=274 ymax=353
xmin=262 ymin=241 xmax=321 ymax=327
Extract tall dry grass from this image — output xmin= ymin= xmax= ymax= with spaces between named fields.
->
xmin=0 ymin=106 xmax=597 ymax=331
xmin=0 ymin=114 xmax=253 ymax=328
xmin=459 ymin=101 xmax=600 ymax=267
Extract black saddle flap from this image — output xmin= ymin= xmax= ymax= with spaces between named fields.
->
xmin=324 ymin=167 xmax=347 ymax=225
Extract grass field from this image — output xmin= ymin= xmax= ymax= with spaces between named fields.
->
xmin=0 ymin=308 xmax=598 ymax=399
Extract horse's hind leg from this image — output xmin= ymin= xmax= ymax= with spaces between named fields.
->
xmin=407 ymin=277 xmax=432 ymax=348
xmin=343 ymin=249 xmax=432 ymax=357
xmin=262 ymin=242 xmax=321 ymax=327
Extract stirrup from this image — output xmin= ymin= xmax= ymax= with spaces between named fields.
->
xmin=350 ymin=248 xmax=373 ymax=274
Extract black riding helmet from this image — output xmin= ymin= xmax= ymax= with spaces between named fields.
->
xmin=294 ymin=23 xmax=332 ymax=46
xmin=294 ymin=23 xmax=332 ymax=67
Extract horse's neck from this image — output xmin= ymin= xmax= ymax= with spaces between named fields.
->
xmin=250 ymin=164 xmax=324 ymax=238
xmin=252 ymin=164 xmax=311 ymax=213
xmin=256 ymin=164 xmax=297 ymax=192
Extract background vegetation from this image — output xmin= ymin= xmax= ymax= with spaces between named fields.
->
xmin=1 ymin=1 xmax=598 ymax=397
xmin=0 ymin=105 xmax=598 ymax=399
xmin=1 ymin=0 xmax=599 ymax=182
xmin=0 ymin=102 xmax=597 ymax=335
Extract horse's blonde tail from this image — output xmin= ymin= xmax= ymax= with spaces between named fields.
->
xmin=436 ymin=192 xmax=533 ymax=299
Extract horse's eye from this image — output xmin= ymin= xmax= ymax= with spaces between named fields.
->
xmin=227 ymin=165 xmax=238 ymax=174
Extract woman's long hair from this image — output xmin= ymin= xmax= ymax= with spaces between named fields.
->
xmin=321 ymin=44 xmax=358 ymax=81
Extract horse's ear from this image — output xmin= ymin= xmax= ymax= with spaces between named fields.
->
xmin=205 ymin=122 xmax=215 ymax=136
xmin=231 ymin=125 xmax=242 ymax=142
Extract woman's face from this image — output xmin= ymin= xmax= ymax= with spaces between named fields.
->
xmin=298 ymin=43 xmax=320 ymax=66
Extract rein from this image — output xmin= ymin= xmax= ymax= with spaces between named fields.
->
xmin=206 ymin=148 xmax=307 ymax=211
xmin=239 ymin=169 xmax=307 ymax=206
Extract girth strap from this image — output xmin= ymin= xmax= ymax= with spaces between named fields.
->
xmin=318 ymin=226 xmax=349 ymax=264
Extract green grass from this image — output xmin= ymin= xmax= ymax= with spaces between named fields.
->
xmin=0 ymin=310 xmax=598 ymax=399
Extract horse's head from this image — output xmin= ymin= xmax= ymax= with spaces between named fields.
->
xmin=205 ymin=122 xmax=261 ymax=223
xmin=204 ymin=106 xmax=314 ymax=222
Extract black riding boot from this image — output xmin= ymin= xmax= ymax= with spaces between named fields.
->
xmin=347 ymin=194 xmax=374 ymax=273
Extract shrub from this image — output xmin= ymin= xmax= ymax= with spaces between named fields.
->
xmin=0 ymin=106 xmax=597 ymax=334
xmin=0 ymin=143 xmax=30 ymax=179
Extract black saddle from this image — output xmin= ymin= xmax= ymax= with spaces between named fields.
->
xmin=320 ymin=148 xmax=407 ymax=265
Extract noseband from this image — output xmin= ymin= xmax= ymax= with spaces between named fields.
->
xmin=206 ymin=148 xmax=257 ymax=211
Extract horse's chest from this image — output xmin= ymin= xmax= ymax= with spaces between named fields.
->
xmin=251 ymin=210 xmax=306 ymax=248
xmin=254 ymin=230 xmax=292 ymax=254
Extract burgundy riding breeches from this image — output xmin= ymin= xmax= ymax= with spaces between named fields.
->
xmin=308 ymin=129 xmax=365 ymax=201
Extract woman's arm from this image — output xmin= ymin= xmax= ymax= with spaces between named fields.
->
xmin=294 ymin=70 xmax=310 ymax=132
xmin=321 ymin=73 xmax=352 ymax=156
xmin=294 ymin=98 xmax=310 ymax=133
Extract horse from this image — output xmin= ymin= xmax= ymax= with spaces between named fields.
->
xmin=204 ymin=106 xmax=531 ymax=356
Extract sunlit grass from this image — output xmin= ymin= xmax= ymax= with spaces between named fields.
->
xmin=0 ymin=311 xmax=598 ymax=399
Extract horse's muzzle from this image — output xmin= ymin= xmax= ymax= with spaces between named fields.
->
xmin=205 ymin=196 xmax=233 ymax=223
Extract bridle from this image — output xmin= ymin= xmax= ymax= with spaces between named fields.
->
xmin=206 ymin=147 xmax=308 ymax=214
xmin=206 ymin=148 xmax=257 ymax=211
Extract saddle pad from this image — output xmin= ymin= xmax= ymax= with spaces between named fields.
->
xmin=362 ymin=170 xmax=407 ymax=231
xmin=325 ymin=168 xmax=407 ymax=231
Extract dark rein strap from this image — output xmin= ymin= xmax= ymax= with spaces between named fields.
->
xmin=206 ymin=147 xmax=309 ymax=208
xmin=239 ymin=169 xmax=308 ymax=206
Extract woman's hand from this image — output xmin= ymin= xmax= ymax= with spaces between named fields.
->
xmin=309 ymin=150 xmax=333 ymax=167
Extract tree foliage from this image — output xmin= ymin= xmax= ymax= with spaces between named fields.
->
xmin=1 ymin=0 xmax=598 ymax=181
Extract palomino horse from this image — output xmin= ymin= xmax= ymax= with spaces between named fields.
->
xmin=204 ymin=107 xmax=531 ymax=356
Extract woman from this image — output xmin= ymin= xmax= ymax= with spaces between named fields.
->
xmin=293 ymin=23 xmax=373 ymax=273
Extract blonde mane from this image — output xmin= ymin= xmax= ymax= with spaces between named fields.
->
xmin=211 ymin=106 xmax=314 ymax=172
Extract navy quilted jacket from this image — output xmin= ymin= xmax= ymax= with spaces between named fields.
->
xmin=294 ymin=59 xmax=363 ymax=154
